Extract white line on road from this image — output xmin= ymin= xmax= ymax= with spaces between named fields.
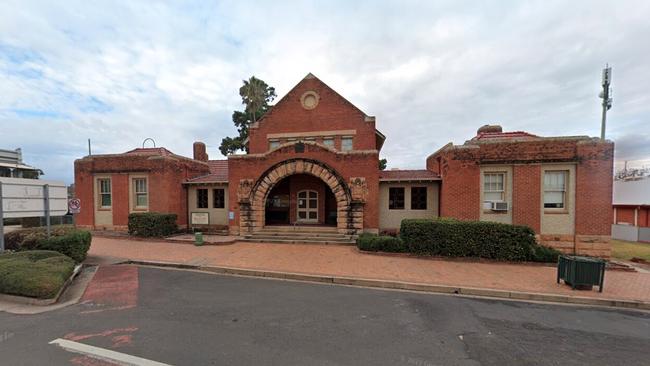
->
xmin=49 ymin=338 xmax=172 ymax=366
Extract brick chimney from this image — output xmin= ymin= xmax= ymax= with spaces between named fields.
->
xmin=193 ymin=142 xmax=209 ymax=162
xmin=477 ymin=124 xmax=503 ymax=134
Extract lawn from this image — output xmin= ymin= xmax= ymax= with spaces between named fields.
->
xmin=0 ymin=251 xmax=76 ymax=299
xmin=611 ymin=239 xmax=650 ymax=262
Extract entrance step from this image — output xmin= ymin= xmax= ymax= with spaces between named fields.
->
xmin=261 ymin=225 xmax=339 ymax=233
xmin=243 ymin=226 xmax=356 ymax=245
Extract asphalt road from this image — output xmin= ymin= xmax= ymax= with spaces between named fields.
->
xmin=1 ymin=265 xmax=649 ymax=366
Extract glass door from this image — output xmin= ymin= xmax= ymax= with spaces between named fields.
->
xmin=297 ymin=190 xmax=318 ymax=223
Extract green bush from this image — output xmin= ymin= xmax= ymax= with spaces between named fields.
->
xmin=3 ymin=225 xmax=76 ymax=251
xmin=531 ymin=245 xmax=562 ymax=263
xmin=0 ymin=250 xmax=75 ymax=299
xmin=128 ymin=212 xmax=178 ymax=237
xmin=34 ymin=230 xmax=92 ymax=263
xmin=400 ymin=218 xmax=553 ymax=262
xmin=357 ymin=233 xmax=405 ymax=252
xmin=4 ymin=226 xmax=91 ymax=263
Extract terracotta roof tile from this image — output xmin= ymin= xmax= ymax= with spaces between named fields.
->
xmin=472 ymin=131 xmax=539 ymax=141
xmin=379 ymin=169 xmax=440 ymax=181
xmin=186 ymin=159 xmax=228 ymax=183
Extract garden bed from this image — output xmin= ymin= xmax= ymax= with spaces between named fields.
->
xmin=0 ymin=251 xmax=78 ymax=300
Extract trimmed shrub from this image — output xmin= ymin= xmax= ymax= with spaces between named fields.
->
xmin=34 ymin=230 xmax=92 ymax=263
xmin=531 ymin=245 xmax=562 ymax=263
xmin=128 ymin=212 xmax=178 ymax=237
xmin=0 ymin=250 xmax=75 ymax=299
xmin=400 ymin=218 xmax=551 ymax=262
xmin=3 ymin=225 xmax=76 ymax=251
xmin=357 ymin=233 xmax=405 ymax=252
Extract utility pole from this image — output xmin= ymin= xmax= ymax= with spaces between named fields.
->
xmin=599 ymin=65 xmax=613 ymax=139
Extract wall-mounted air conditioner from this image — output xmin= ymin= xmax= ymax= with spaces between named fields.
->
xmin=491 ymin=201 xmax=508 ymax=211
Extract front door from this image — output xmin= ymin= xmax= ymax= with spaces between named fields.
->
xmin=297 ymin=190 xmax=318 ymax=223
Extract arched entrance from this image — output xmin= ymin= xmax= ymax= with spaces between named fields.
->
xmin=238 ymin=158 xmax=362 ymax=235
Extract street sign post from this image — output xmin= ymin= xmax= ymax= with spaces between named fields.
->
xmin=0 ymin=178 xmax=68 ymax=251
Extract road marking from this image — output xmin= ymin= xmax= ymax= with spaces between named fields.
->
xmin=49 ymin=338 xmax=171 ymax=366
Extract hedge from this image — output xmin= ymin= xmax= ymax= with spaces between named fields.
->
xmin=35 ymin=230 xmax=92 ymax=263
xmin=357 ymin=233 xmax=405 ymax=252
xmin=4 ymin=225 xmax=76 ymax=251
xmin=0 ymin=250 xmax=75 ymax=299
xmin=398 ymin=218 xmax=561 ymax=262
xmin=128 ymin=212 xmax=178 ymax=237
xmin=4 ymin=226 xmax=92 ymax=263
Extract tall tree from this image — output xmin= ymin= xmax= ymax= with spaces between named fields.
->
xmin=219 ymin=76 xmax=276 ymax=155
xmin=378 ymin=158 xmax=388 ymax=171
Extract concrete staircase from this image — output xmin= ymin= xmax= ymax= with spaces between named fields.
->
xmin=241 ymin=226 xmax=356 ymax=245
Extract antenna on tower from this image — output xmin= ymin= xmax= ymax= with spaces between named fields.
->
xmin=599 ymin=64 xmax=613 ymax=139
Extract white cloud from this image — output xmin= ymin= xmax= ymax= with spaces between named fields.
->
xmin=0 ymin=0 xmax=649 ymax=182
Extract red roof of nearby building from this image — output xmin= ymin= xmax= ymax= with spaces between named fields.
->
xmin=124 ymin=147 xmax=174 ymax=156
xmin=379 ymin=169 xmax=440 ymax=181
xmin=186 ymin=160 xmax=228 ymax=183
xmin=472 ymin=131 xmax=539 ymax=141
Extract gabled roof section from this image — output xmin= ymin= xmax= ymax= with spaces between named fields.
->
xmin=254 ymin=73 xmax=371 ymax=126
xmin=185 ymin=159 xmax=229 ymax=184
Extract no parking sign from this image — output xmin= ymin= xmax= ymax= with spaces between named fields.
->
xmin=68 ymin=198 xmax=81 ymax=214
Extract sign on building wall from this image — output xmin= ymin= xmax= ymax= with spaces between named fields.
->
xmin=191 ymin=212 xmax=210 ymax=225
xmin=0 ymin=177 xmax=68 ymax=218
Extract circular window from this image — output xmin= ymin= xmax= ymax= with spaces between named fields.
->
xmin=300 ymin=91 xmax=319 ymax=110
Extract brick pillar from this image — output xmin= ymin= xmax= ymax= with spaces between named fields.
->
xmin=512 ymin=164 xmax=541 ymax=232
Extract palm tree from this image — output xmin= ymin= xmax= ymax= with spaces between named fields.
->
xmin=240 ymin=76 xmax=270 ymax=124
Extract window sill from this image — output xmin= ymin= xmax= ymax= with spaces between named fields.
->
xmin=133 ymin=207 xmax=148 ymax=211
xmin=98 ymin=207 xmax=112 ymax=211
xmin=544 ymin=210 xmax=569 ymax=215
xmin=482 ymin=210 xmax=508 ymax=215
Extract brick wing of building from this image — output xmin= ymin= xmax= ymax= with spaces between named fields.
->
xmin=74 ymin=73 xmax=614 ymax=257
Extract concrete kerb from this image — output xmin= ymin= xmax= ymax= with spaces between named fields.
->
xmin=124 ymin=260 xmax=650 ymax=311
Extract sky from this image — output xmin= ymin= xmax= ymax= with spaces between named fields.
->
xmin=1 ymin=0 xmax=649 ymax=184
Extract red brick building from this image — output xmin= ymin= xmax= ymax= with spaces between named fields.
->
xmin=74 ymin=73 xmax=614 ymax=256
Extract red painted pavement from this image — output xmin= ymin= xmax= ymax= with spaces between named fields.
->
xmin=80 ymin=265 xmax=139 ymax=313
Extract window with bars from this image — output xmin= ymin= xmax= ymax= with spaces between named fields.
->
xmin=133 ymin=178 xmax=148 ymax=208
xmin=98 ymin=178 xmax=111 ymax=208
xmin=213 ymin=188 xmax=225 ymax=209
xmin=411 ymin=187 xmax=427 ymax=210
xmin=389 ymin=187 xmax=405 ymax=210
xmin=544 ymin=171 xmax=567 ymax=209
xmin=197 ymin=189 xmax=208 ymax=209
xmin=483 ymin=173 xmax=505 ymax=202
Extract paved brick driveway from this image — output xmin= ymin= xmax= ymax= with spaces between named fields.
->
xmin=88 ymin=237 xmax=650 ymax=303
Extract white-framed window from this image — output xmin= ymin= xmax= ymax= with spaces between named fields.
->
xmin=98 ymin=178 xmax=111 ymax=208
xmin=544 ymin=171 xmax=567 ymax=209
xmin=341 ymin=137 xmax=353 ymax=151
xmin=269 ymin=140 xmax=280 ymax=150
xmin=483 ymin=172 xmax=505 ymax=202
xmin=322 ymin=137 xmax=335 ymax=148
xmin=133 ymin=178 xmax=148 ymax=208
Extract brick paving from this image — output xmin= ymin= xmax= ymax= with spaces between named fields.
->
xmin=88 ymin=237 xmax=650 ymax=303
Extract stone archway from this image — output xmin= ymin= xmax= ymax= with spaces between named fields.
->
xmin=237 ymin=158 xmax=364 ymax=235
